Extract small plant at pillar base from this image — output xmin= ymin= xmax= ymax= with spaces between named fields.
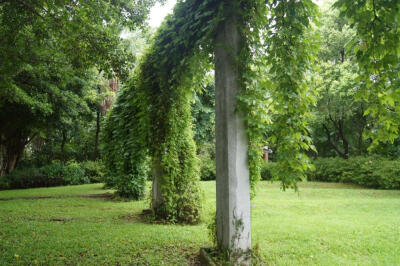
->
xmin=203 ymin=243 xmax=264 ymax=265
xmin=206 ymin=213 xmax=264 ymax=265
xmin=204 ymin=244 xmax=263 ymax=265
xmin=207 ymin=212 xmax=217 ymax=247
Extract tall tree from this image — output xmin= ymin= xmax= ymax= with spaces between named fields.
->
xmin=0 ymin=0 xmax=160 ymax=174
xmin=333 ymin=0 xmax=400 ymax=149
xmin=311 ymin=5 xmax=368 ymax=158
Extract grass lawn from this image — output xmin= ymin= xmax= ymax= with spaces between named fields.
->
xmin=0 ymin=182 xmax=399 ymax=265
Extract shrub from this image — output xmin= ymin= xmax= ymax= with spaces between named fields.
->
xmin=2 ymin=166 xmax=63 ymax=189
xmin=103 ymin=174 xmax=117 ymax=189
xmin=0 ymin=175 xmax=10 ymax=190
xmin=115 ymin=173 xmax=147 ymax=199
xmin=0 ymin=161 xmax=92 ymax=190
xmin=260 ymin=162 xmax=277 ymax=181
xmin=62 ymin=162 xmax=89 ymax=185
xmin=198 ymin=143 xmax=216 ymax=181
xmin=79 ymin=160 xmax=105 ymax=183
xmin=199 ymin=155 xmax=216 ymax=181
xmin=309 ymin=156 xmax=400 ymax=189
xmin=41 ymin=162 xmax=64 ymax=180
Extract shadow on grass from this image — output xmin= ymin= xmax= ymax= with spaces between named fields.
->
xmin=0 ymin=192 xmax=114 ymax=201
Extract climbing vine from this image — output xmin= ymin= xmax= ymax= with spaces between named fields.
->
xmin=237 ymin=0 xmax=319 ymax=191
xmin=102 ymin=77 xmax=149 ymax=200
xmin=103 ymin=0 xmax=321 ymax=220
xmin=141 ymin=0 xmax=222 ymax=223
xmin=103 ymin=0 xmax=221 ymax=223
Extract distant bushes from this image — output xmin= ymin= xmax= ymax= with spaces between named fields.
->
xmin=309 ymin=156 xmax=400 ymax=190
xmin=1 ymin=167 xmax=60 ymax=190
xmin=61 ymin=162 xmax=89 ymax=185
xmin=5 ymin=156 xmax=393 ymax=191
xmin=0 ymin=160 xmax=104 ymax=190
xmin=79 ymin=160 xmax=105 ymax=183
xmin=260 ymin=162 xmax=277 ymax=181
xmin=198 ymin=143 xmax=216 ymax=181
xmin=199 ymin=153 xmax=400 ymax=190
xmin=200 ymin=158 xmax=216 ymax=181
xmin=0 ymin=176 xmax=10 ymax=190
xmin=259 ymin=157 xmax=400 ymax=190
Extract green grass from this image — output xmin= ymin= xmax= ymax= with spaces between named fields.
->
xmin=0 ymin=183 xmax=113 ymax=199
xmin=0 ymin=182 xmax=399 ymax=265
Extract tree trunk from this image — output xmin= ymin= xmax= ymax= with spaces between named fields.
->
xmin=61 ymin=131 xmax=66 ymax=164
xmin=0 ymin=137 xmax=28 ymax=175
xmin=323 ymin=123 xmax=346 ymax=158
xmin=340 ymin=48 xmax=345 ymax=63
xmin=338 ymin=118 xmax=349 ymax=158
xmin=357 ymin=105 xmax=366 ymax=155
xmin=358 ymin=130 xmax=363 ymax=155
xmin=327 ymin=114 xmax=350 ymax=159
xmin=7 ymin=149 xmax=23 ymax=173
xmin=94 ymin=109 xmax=100 ymax=160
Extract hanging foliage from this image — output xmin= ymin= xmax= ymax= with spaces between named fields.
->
xmin=333 ymin=0 xmax=400 ymax=149
xmin=237 ymin=0 xmax=319 ymax=191
xmin=101 ymin=82 xmax=149 ymax=200
xmin=103 ymin=0 xmax=220 ymax=223
xmin=103 ymin=0 xmax=321 ymax=214
xmin=141 ymin=0 xmax=221 ymax=223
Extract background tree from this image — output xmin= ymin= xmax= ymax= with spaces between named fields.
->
xmin=0 ymin=0 xmax=160 ymax=175
xmin=192 ymin=77 xmax=216 ymax=181
xmin=333 ymin=0 xmax=400 ymax=149
xmin=311 ymin=5 xmax=368 ymax=158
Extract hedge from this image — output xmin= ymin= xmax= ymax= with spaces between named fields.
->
xmin=309 ymin=156 xmax=400 ymax=189
xmin=260 ymin=157 xmax=400 ymax=190
xmin=0 ymin=161 xmax=104 ymax=190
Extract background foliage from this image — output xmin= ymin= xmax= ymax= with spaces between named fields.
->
xmin=309 ymin=156 xmax=400 ymax=189
xmin=0 ymin=161 xmax=106 ymax=190
xmin=238 ymin=0 xmax=319 ymax=191
xmin=0 ymin=0 xmax=160 ymax=175
xmin=333 ymin=0 xmax=400 ymax=150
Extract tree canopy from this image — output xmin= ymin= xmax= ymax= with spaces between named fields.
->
xmin=0 ymin=0 xmax=160 ymax=174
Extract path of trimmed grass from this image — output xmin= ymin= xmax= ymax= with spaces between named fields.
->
xmin=0 ymin=182 xmax=399 ymax=265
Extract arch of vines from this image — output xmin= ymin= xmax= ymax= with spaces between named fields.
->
xmin=103 ymin=0 xmax=400 ymax=223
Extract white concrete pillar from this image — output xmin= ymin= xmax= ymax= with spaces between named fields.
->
xmin=215 ymin=8 xmax=252 ymax=259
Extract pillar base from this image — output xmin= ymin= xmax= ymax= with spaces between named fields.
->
xmin=199 ymin=247 xmax=251 ymax=266
xmin=199 ymin=248 xmax=216 ymax=266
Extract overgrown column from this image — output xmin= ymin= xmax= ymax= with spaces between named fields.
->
xmin=215 ymin=4 xmax=251 ymax=259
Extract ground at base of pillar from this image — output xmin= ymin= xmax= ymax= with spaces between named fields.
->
xmin=199 ymin=247 xmax=251 ymax=266
xmin=199 ymin=248 xmax=216 ymax=266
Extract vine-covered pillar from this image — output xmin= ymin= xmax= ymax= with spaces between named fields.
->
xmin=215 ymin=1 xmax=251 ymax=261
